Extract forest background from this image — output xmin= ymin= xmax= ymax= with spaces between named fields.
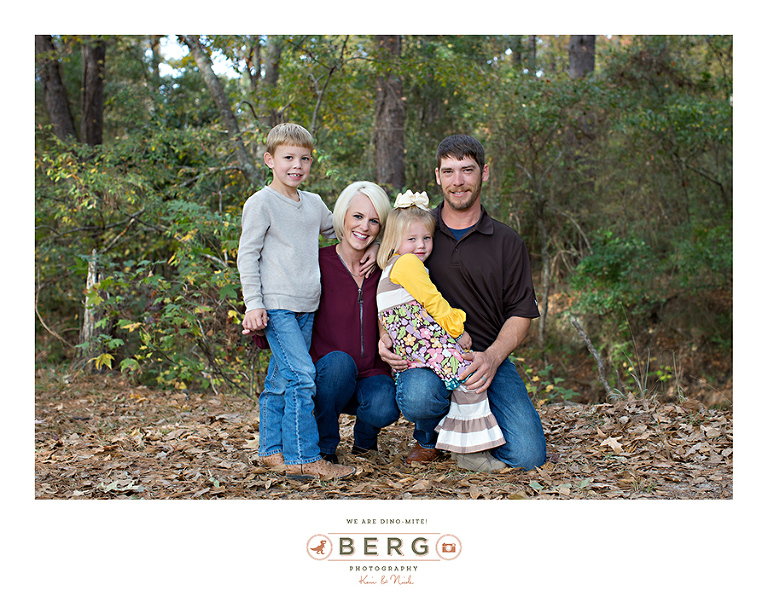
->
xmin=34 ymin=33 xmax=733 ymax=406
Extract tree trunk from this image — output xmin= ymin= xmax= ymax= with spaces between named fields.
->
xmin=246 ymin=35 xmax=284 ymax=129
xmin=81 ymin=36 xmax=106 ymax=146
xmin=243 ymin=37 xmax=262 ymax=96
xmin=35 ymin=35 xmax=78 ymax=142
xmin=536 ymin=200 xmax=551 ymax=350
xmin=527 ymin=35 xmax=537 ymax=74
xmin=374 ymin=35 xmax=405 ymax=194
xmin=263 ymin=36 xmax=284 ymax=128
xmin=149 ymin=35 xmax=163 ymax=92
xmin=263 ymin=37 xmax=282 ymax=90
xmin=77 ymin=249 xmax=100 ymax=369
xmin=568 ymin=35 xmax=596 ymax=79
xmin=566 ymin=36 xmax=597 ymax=173
xmin=182 ymin=35 xmax=263 ymax=189
xmin=509 ymin=35 xmax=523 ymax=66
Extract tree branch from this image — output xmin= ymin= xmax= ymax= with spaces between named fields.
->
xmin=181 ymin=35 xmax=263 ymax=189
xmin=309 ymin=36 xmax=349 ymax=137
xmin=570 ymin=316 xmax=612 ymax=397
xmin=35 ymin=269 xmax=75 ymax=347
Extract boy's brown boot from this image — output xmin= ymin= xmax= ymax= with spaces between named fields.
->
xmin=260 ymin=453 xmax=285 ymax=469
xmin=286 ymin=458 xmax=356 ymax=480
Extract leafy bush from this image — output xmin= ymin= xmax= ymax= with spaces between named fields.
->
xmin=569 ymin=230 xmax=659 ymax=317
xmin=35 ymin=124 xmax=265 ymax=396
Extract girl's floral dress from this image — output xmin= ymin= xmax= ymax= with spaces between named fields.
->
xmin=377 ymin=254 xmax=505 ymax=453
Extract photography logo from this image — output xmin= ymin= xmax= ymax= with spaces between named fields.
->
xmin=307 ymin=534 xmax=333 ymax=560
xmin=306 ymin=533 xmax=462 ymax=562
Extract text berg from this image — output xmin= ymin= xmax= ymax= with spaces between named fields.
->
xmin=338 ymin=536 xmax=429 ymax=556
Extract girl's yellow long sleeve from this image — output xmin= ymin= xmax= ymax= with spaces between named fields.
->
xmin=390 ymin=253 xmax=466 ymax=337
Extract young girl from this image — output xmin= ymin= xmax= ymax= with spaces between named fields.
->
xmin=376 ymin=191 xmax=505 ymax=454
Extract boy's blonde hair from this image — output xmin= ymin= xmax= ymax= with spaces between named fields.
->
xmin=266 ymin=123 xmax=314 ymax=154
xmin=333 ymin=181 xmax=392 ymax=241
xmin=376 ymin=206 xmax=436 ymax=269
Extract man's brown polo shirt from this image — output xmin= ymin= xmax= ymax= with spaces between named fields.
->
xmin=426 ymin=202 xmax=539 ymax=352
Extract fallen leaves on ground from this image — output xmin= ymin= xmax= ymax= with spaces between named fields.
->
xmin=35 ymin=372 xmax=732 ymax=500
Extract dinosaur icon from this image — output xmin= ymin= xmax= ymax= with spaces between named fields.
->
xmin=309 ymin=539 xmax=327 ymax=555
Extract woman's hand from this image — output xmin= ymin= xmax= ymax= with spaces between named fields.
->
xmin=241 ymin=327 xmax=265 ymax=337
xmin=378 ymin=332 xmax=408 ymax=372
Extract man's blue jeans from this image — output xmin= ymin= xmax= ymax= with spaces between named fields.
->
xmin=259 ymin=310 xmax=321 ymax=465
xmin=314 ymin=351 xmax=400 ymax=455
xmin=395 ymin=358 xmax=546 ymax=470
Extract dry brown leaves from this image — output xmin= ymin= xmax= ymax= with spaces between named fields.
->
xmin=35 ymin=372 xmax=732 ymax=500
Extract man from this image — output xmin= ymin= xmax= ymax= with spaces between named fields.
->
xmin=379 ymin=134 xmax=546 ymax=471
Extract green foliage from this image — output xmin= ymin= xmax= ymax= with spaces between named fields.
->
xmin=514 ymin=357 xmax=580 ymax=404
xmin=569 ymin=230 xmax=658 ymax=317
xmin=35 ymin=115 xmax=258 ymax=394
xmin=667 ymin=221 xmax=732 ymax=287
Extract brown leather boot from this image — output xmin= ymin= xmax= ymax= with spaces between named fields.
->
xmin=260 ymin=453 xmax=285 ymax=469
xmin=285 ymin=458 xmax=356 ymax=480
xmin=406 ymin=445 xmax=441 ymax=464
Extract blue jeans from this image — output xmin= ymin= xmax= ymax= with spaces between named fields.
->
xmin=395 ymin=359 xmax=546 ymax=470
xmin=314 ymin=351 xmax=399 ymax=455
xmin=259 ymin=310 xmax=321 ymax=465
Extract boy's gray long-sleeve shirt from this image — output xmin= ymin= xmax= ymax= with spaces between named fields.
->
xmin=237 ymin=186 xmax=335 ymax=313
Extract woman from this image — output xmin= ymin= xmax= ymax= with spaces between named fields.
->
xmin=250 ymin=181 xmax=399 ymax=465
xmin=310 ymin=181 xmax=399 ymax=462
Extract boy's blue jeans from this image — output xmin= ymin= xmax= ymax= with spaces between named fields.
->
xmin=313 ymin=351 xmax=400 ymax=455
xmin=259 ymin=310 xmax=321 ymax=465
xmin=395 ymin=358 xmax=547 ymax=470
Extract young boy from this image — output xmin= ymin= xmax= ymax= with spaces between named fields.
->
xmin=237 ymin=123 xmax=356 ymax=480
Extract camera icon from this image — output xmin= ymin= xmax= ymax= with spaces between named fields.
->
xmin=437 ymin=535 xmax=461 ymax=560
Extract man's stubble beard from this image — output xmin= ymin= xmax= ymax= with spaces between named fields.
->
xmin=441 ymin=179 xmax=483 ymax=212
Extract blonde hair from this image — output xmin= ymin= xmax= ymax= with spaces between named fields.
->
xmin=333 ymin=181 xmax=392 ymax=241
xmin=266 ymin=123 xmax=314 ymax=154
xmin=376 ymin=206 xmax=436 ymax=269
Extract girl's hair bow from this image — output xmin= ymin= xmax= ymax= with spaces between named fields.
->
xmin=393 ymin=190 xmax=430 ymax=211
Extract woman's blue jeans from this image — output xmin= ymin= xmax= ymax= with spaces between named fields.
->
xmin=258 ymin=310 xmax=321 ymax=465
xmin=395 ymin=358 xmax=546 ymax=470
xmin=313 ymin=351 xmax=399 ymax=455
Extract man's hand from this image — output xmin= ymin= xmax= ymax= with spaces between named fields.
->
xmin=459 ymin=349 xmax=501 ymax=393
xmin=459 ymin=317 xmax=531 ymax=393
